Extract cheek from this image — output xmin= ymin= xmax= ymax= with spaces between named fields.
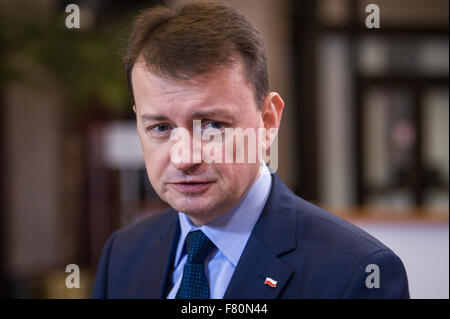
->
xmin=144 ymin=147 xmax=167 ymax=170
xmin=215 ymin=163 xmax=256 ymax=187
xmin=139 ymin=138 xmax=170 ymax=182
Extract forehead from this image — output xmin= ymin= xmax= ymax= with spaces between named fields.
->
xmin=131 ymin=60 xmax=256 ymax=117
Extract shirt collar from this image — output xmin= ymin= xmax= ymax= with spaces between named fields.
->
xmin=174 ymin=162 xmax=272 ymax=267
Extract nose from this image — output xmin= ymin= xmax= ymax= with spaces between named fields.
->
xmin=169 ymin=128 xmax=203 ymax=174
xmin=171 ymin=159 xmax=202 ymax=174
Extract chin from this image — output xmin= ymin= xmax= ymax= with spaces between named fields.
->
xmin=168 ymin=198 xmax=216 ymax=215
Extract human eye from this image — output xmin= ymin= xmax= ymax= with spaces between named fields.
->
xmin=147 ymin=123 xmax=172 ymax=136
xmin=202 ymin=120 xmax=225 ymax=131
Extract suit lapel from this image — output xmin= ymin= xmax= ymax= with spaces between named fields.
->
xmin=140 ymin=209 xmax=180 ymax=298
xmin=223 ymin=235 xmax=294 ymax=298
xmin=224 ymin=173 xmax=298 ymax=298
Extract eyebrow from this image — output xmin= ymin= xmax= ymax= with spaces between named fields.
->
xmin=139 ymin=113 xmax=170 ymax=122
xmin=139 ymin=109 xmax=235 ymax=122
xmin=191 ymin=109 xmax=235 ymax=120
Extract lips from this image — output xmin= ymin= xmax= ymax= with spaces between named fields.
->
xmin=170 ymin=181 xmax=213 ymax=193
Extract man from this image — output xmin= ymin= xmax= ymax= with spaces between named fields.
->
xmin=92 ymin=1 xmax=409 ymax=298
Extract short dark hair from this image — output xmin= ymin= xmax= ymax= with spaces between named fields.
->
xmin=124 ymin=1 xmax=269 ymax=110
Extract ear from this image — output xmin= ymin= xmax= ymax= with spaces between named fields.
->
xmin=261 ymin=92 xmax=285 ymax=149
xmin=133 ymin=105 xmax=137 ymax=114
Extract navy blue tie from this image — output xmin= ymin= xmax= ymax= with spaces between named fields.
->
xmin=175 ymin=230 xmax=215 ymax=299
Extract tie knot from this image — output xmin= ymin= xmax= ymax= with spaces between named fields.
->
xmin=185 ymin=230 xmax=215 ymax=264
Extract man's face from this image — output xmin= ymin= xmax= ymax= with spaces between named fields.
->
xmin=132 ymin=60 xmax=265 ymax=225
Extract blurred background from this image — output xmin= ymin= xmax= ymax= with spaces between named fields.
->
xmin=0 ymin=0 xmax=448 ymax=298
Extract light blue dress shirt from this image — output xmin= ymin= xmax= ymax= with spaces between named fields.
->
xmin=166 ymin=163 xmax=272 ymax=299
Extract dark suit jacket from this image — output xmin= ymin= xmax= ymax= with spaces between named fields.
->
xmin=91 ymin=173 xmax=410 ymax=298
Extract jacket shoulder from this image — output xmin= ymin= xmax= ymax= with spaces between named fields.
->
xmin=270 ymin=173 xmax=390 ymax=254
xmin=113 ymin=207 xmax=178 ymax=247
xmin=270 ymin=176 xmax=409 ymax=297
xmin=295 ymin=197 xmax=390 ymax=254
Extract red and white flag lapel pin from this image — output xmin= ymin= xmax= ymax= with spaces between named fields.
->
xmin=264 ymin=277 xmax=277 ymax=288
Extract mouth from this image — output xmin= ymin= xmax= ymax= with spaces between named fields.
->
xmin=170 ymin=181 xmax=214 ymax=193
